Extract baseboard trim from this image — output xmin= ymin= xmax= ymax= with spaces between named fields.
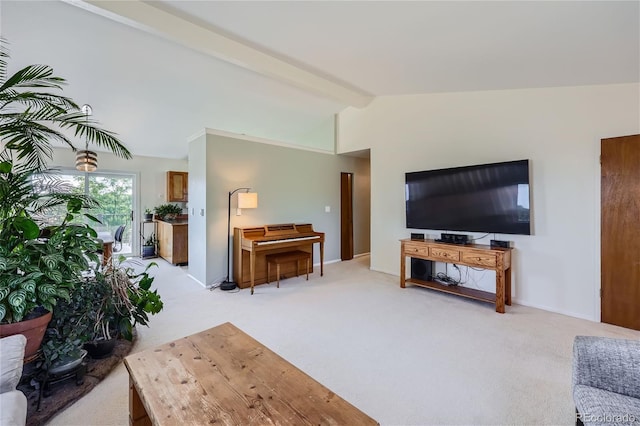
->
xmin=187 ymin=274 xmax=207 ymax=288
xmin=512 ymin=298 xmax=595 ymax=322
xmin=315 ymin=258 xmax=341 ymax=267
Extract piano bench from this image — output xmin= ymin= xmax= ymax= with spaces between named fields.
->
xmin=264 ymin=250 xmax=311 ymax=292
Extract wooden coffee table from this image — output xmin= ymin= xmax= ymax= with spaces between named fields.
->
xmin=124 ymin=322 xmax=377 ymax=425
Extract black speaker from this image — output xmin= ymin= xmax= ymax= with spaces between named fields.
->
xmin=411 ymin=258 xmax=433 ymax=281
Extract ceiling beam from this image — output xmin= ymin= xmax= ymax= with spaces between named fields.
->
xmin=63 ymin=0 xmax=373 ymax=108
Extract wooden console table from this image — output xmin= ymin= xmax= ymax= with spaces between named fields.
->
xmin=124 ymin=322 xmax=377 ymax=425
xmin=400 ymin=239 xmax=513 ymax=313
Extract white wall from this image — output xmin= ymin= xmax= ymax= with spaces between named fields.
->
xmin=187 ymin=135 xmax=208 ymax=286
xmin=337 ymin=83 xmax=640 ymax=320
xmin=187 ymin=130 xmax=370 ymax=287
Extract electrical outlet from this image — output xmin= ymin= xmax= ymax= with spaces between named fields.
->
xmin=325 ymin=206 xmax=331 ymax=213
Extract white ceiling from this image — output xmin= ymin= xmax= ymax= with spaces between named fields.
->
xmin=2 ymin=1 xmax=638 ymax=160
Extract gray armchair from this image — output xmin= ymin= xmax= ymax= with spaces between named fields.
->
xmin=573 ymin=336 xmax=640 ymax=426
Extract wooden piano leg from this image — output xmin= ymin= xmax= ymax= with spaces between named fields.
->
xmin=320 ymin=241 xmax=324 ymax=277
xmin=250 ymin=250 xmax=256 ymax=295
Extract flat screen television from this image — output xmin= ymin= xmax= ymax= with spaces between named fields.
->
xmin=405 ymin=159 xmax=531 ymax=235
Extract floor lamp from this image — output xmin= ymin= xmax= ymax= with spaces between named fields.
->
xmin=220 ymin=188 xmax=258 ymax=291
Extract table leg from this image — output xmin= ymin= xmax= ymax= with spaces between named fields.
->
xmin=250 ymin=250 xmax=256 ymax=295
xmin=495 ymin=269 xmax=506 ymax=314
xmin=102 ymin=242 xmax=113 ymax=267
xmin=129 ymin=376 xmax=151 ymax=426
xmin=505 ymin=267 xmax=512 ymax=306
xmin=400 ymin=251 xmax=406 ymax=288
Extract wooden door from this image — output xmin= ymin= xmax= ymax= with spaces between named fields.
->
xmin=340 ymin=172 xmax=354 ymax=261
xmin=601 ymin=134 xmax=640 ymax=330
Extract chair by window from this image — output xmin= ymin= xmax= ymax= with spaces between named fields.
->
xmin=113 ymin=225 xmax=126 ymax=252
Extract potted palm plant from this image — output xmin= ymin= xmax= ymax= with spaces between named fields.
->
xmin=0 ymin=39 xmax=132 ymax=360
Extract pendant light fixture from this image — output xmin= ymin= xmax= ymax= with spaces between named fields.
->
xmin=75 ymin=104 xmax=97 ymax=172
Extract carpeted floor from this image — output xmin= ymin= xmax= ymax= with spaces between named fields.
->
xmin=47 ymin=255 xmax=640 ymax=425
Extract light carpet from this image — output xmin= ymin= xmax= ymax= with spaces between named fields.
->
xmin=47 ymin=255 xmax=640 ymax=425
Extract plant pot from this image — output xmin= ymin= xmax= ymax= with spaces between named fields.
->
xmin=84 ymin=338 xmax=117 ymax=359
xmin=142 ymin=245 xmax=156 ymax=258
xmin=0 ymin=309 xmax=53 ymax=362
xmin=49 ymin=349 xmax=87 ymax=375
xmin=144 ymin=213 xmax=153 ymax=221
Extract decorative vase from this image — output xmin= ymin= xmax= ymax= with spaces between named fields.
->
xmin=84 ymin=338 xmax=117 ymax=359
xmin=0 ymin=308 xmax=53 ymax=362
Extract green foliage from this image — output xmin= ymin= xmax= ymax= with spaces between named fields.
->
xmin=0 ymin=39 xmax=163 ymax=369
xmin=153 ymin=203 xmax=182 ymax=220
xmin=0 ymin=192 xmax=99 ymax=323
xmin=143 ymin=233 xmax=157 ymax=247
xmin=96 ymin=258 xmax=163 ymax=341
xmin=0 ymin=41 xmax=130 ymax=324
xmin=0 ymin=39 xmax=131 ymax=173
xmin=41 ymin=258 xmax=163 ymax=368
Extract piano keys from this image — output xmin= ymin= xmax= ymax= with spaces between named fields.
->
xmin=233 ymin=223 xmax=325 ymax=293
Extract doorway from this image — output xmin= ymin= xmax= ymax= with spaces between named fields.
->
xmin=35 ymin=170 xmax=136 ymax=256
xmin=601 ymin=134 xmax=640 ymax=330
xmin=340 ymin=172 xmax=354 ymax=261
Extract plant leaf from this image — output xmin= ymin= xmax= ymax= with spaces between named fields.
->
xmin=8 ymin=289 xmax=26 ymax=307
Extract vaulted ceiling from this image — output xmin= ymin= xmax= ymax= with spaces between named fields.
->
xmin=2 ymin=1 xmax=638 ymax=159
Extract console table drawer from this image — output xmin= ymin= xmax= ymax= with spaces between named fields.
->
xmin=404 ymin=243 xmax=428 ymax=256
xmin=429 ymin=246 xmax=460 ymax=261
xmin=462 ymin=251 xmax=497 ymax=268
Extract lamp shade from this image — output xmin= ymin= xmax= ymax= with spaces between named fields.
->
xmin=75 ymin=150 xmax=98 ymax=172
xmin=238 ymin=192 xmax=258 ymax=209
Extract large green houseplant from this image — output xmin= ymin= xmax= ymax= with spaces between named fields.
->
xmin=0 ymin=39 xmax=132 ymax=358
xmin=42 ymin=257 xmax=163 ymax=365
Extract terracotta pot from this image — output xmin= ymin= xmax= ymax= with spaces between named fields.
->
xmin=0 ymin=309 xmax=52 ymax=362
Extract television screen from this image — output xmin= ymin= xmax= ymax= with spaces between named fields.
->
xmin=405 ymin=159 xmax=531 ymax=235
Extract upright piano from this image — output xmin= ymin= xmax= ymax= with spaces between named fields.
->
xmin=233 ymin=223 xmax=324 ymax=291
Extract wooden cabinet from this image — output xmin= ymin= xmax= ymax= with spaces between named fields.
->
xmin=157 ymin=219 xmax=188 ymax=265
xmin=167 ymin=171 xmax=188 ymax=202
xmin=400 ymin=239 xmax=512 ymax=313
